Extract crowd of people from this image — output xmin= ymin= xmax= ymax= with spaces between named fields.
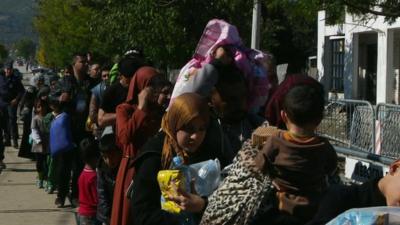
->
xmin=0 ymin=25 xmax=399 ymax=225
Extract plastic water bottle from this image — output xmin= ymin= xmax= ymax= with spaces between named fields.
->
xmin=190 ymin=159 xmax=221 ymax=197
xmin=171 ymin=156 xmax=191 ymax=193
xmin=171 ymin=156 xmax=194 ymax=225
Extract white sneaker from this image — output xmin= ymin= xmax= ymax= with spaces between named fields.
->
xmin=0 ymin=161 xmax=6 ymax=170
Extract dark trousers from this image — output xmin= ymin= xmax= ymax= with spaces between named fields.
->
xmin=36 ymin=153 xmax=48 ymax=179
xmin=18 ymin=110 xmax=34 ymax=159
xmin=55 ymin=149 xmax=83 ymax=200
xmin=1 ymin=105 xmax=18 ymax=143
xmin=0 ymin=108 xmax=6 ymax=161
xmin=6 ymin=104 xmax=18 ymax=142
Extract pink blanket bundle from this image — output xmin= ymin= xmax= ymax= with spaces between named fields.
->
xmin=171 ymin=19 xmax=271 ymax=111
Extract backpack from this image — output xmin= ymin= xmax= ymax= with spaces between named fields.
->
xmin=49 ymin=112 xmax=74 ymax=156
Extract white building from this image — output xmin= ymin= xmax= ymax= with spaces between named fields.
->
xmin=317 ymin=10 xmax=400 ymax=104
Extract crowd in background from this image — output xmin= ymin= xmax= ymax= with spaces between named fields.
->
xmin=0 ymin=21 xmax=399 ymax=225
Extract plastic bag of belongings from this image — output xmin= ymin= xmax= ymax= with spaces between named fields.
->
xmin=327 ymin=207 xmax=400 ymax=225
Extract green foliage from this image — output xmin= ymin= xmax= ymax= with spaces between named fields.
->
xmin=35 ymin=0 xmax=254 ymax=69
xmin=34 ymin=0 xmax=96 ymax=68
xmin=34 ymin=0 xmax=400 ymax=69
xmin=14 ymin=38 xmax=36 ymax=60
xmin=259 ymin=0 xmax=400 ymax=65
xmin=331 ymin=0 xmax=400 ymax=24
xmin=264 ymin=0 xmax=400 ymax=25
xmin=88 ymin=0 xmax=253 ymax=70
xmin=260 ymin=1 xmax=318 ymax=66
xmin=0 ymin=44 xmax=8 ymax=63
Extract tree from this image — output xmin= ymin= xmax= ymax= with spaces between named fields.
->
xmin=34 ymin=0 xmax=97 ymax=68
xmin=0 ymin=44 xmax=8 ymax=63
xmin=330 ymin=0 xmax=400 ymax=23
xmin=34 ymin=0 xmax=254 ymax=69
xmin=263 ymin=0 xmax=400 ymax=24
xmin=35 ymin=0 xmax=399 ymax=70
xmin=14 ymin=38 xmax=36 ymax=60
xmin=87 ymin=0 xmax=254 ymax=70
xmin=259 ymin=1 xmax=319 ymax=66
xmin=258 ymin=0 xmax=400 ymax=66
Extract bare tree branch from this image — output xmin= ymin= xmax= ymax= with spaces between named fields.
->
xmin=154 ymin=0 xmax=178 ymax=7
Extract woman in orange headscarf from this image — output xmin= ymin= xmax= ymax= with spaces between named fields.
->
xmin=111 ymin=66 xmax=171 ymax=225
xmin=130 ymin=93 xmax=228 ymax=225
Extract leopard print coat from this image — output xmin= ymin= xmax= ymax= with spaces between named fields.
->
xmin=200 ymin=139 xmax=273 ymax=225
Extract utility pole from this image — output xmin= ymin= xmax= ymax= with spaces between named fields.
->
xmin=251 ymin=0 xmax=261 ymax=49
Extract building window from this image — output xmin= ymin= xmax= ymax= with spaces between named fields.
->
xmin=331 ymin=39 xmax=345 ymax=92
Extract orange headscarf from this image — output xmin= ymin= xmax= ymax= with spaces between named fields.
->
xmin=161 ymin=93 xmax=210 ymax=169
xmin=126 ymin=66 xmax=160 ymax=103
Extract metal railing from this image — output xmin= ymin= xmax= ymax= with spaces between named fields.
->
xmin=318 ymin=99 xmax=400 ymax=162
xmin=376 ymin=103 xmax=400 ymax=159
xmin=317 ymin=99 xmax=375 ymax=153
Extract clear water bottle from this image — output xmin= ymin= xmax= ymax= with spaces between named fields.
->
xmin=171 ymin=156 xmax=191 ymax=193
xmin=190 ymin=159 xmax=221 ymax=197
xmin=171 ymin=156 xmax=194 ymax=225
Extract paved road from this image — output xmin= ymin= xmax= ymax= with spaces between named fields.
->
xmin=0 ymin=65 xmax=76 ymax=225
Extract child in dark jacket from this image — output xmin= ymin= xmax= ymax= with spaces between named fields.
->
xmin=96 ymin=133 xmax=121 ymax=225
xmin=78 ymin=138 xmax=100 ymax=225
xmin=253 ymin=83 xmax=338 ymax=225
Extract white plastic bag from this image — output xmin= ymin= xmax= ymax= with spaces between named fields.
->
xmin=189 ymin=159 xmax=221 ymax=197
xmin=327 ymin=207 xmax=400 ymax=225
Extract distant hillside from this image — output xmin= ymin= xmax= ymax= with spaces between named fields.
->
xmin=0 ymin=0 xmax=37 ymax=48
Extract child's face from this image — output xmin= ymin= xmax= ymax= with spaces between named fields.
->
xmin=36 ymin=104 xmax=42 ymax=114
xmin=102 ymin=149 xmax=122 ymax=169
xmin=50 ymin=81 xmax=57 ymax=90
xmin=36 ymin=103 xmax=46 ymax=115
xmin=49 ymin=104 xmax=60 ymax=113
xmin=176 ymin=116 xmax=207 ymax=153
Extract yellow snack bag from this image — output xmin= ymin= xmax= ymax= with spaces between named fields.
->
xmin=157 ymin=170 xmax=184 ymax=214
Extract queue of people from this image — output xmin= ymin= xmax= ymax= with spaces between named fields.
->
xmin=1 ymin=19 xmax=399 ymax=225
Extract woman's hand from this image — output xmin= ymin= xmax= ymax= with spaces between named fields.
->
xmin=167 ymin=186 xmax=206 ymax=213
xmin=10 ymin=98 xmax=18 ymax=106
xmin=138 ymin=87 xmax=153 ymax=111
xmin=213 ymin=46 xmax=233 ymax=64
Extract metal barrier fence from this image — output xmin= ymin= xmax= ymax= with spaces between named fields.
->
xmin=376 ymin=103 xmax=400 ymax=159
xmin=317 ymin=99 xmax=375 ymax=153
xmin=318 ymin=100 xmax=400 ymax=161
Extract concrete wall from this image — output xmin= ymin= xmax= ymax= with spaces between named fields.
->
xmin=317 ymin=11 xmax=344 ymax=99
xmin=392 ymin=30 xmax=400 ymax=104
